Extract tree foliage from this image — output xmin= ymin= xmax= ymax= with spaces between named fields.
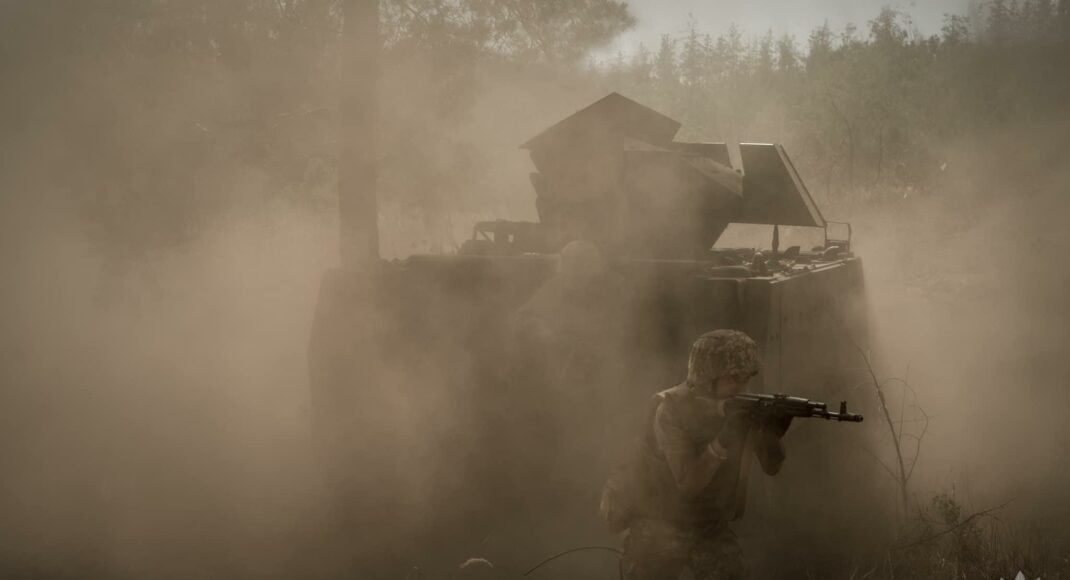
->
xmin=4 ymin=0 xmax=1069 ymax=262
xmin=385 ymin=0 xmax=633 ymax=62
xmin=600 ymin=2 xmax=1070 ymax=209
xmin=0 ymin=0 xmax=634 ymax=261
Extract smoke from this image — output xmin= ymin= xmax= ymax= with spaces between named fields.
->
xmin=2 ymin=3 xmax=1070 ymax=579
xmin=0 ymin=30 xmax=607 ymax=577
xmin=848 ymin=116 xmax=1070 ymax=522
xmin=0 ymin=187 xmax=337 ymax=577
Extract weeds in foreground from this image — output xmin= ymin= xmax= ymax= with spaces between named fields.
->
xmin=844 ymin=334 xmax=1068 ymax=579
xmin=874 ymin=493 xmax=1070 ymax=580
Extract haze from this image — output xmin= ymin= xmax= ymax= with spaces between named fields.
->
xmin=1 ymin=1 xmax=1068 ymax=579
xmin=607 ymin=0 xmax=973 ymax=53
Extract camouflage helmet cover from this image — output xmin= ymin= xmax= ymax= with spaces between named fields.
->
xmin=687 ymin=329 xmax=762 ymax=385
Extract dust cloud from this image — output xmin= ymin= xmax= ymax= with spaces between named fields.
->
xmin=854 ymin=118 xmax=1070 ymax=521
xmin=0 ymin=193 xmax=336 ymax=577
xmin=0 ymin=49 xmax=604 ymax=580
xmin=2 ymin=2 xmax=1070 ymax=580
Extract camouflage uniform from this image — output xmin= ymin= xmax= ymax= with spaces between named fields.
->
xmin=623 ymin=517 xmax=745 ymax=580
xmin=606 ymin=330 xmax=785 ymax=580
xmin=508 ymin=240 xmax=633 ymax=550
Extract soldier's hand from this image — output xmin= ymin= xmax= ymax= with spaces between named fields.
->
xmin=716 ymin=409 xmax=753 ymax=450
xmin=761 ymin=412 xmax=793 ymax=438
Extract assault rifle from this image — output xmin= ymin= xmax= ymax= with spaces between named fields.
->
xmin=728 ymin=393 xmax=864 ymax=423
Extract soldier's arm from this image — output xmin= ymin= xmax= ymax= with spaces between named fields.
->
xmin=754 ymin=427 xmax=786 ymax=476
xmin=654 ymin=404 xmax=729 ymax=496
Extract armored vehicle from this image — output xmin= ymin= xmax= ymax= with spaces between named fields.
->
xmin=309 ymin=93 xmax=873 ymax=576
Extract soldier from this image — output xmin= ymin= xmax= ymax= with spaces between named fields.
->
xmin=601 ymin=329 xmax=792 ymax=580
xmin=513 ymin=239 xmax=626 ymax=380
xmin=511 ymin=239 xmax=630 ymax=451
xmin=505 ymin=240 xmax=633 ymax=564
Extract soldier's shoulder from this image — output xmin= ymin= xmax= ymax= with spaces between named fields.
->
xmin=654 ymin=383 xmax=693 ymax=405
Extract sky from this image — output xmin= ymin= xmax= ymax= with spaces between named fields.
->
xmin=601 ymin=0 xmax=976 ymax=56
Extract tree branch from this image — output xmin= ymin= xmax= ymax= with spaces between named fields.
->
xmin=859 ymin=445 xmax=901 ymax=483
xmin=893 ymin=499 xmax=1014 ymax=551
xmin=853 ymin=341 xmax=910 ymax=513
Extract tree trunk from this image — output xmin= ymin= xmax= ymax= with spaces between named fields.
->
xmin=339 ymin=0 xmax=380 ymax=268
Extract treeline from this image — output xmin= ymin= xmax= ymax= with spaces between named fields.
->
xmin=0 ymin=1 xmax=633 ymax=261
xmin=600 ymin=3 xmax=1070 ymax=208
xmin=3 ymin=1 xmax=1069 ymax=262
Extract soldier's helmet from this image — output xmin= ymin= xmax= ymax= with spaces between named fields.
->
xmin=558 ymin=240 xmax=605 ymax=283
xmin=687 ymin=329 xmax=762 ymax=386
